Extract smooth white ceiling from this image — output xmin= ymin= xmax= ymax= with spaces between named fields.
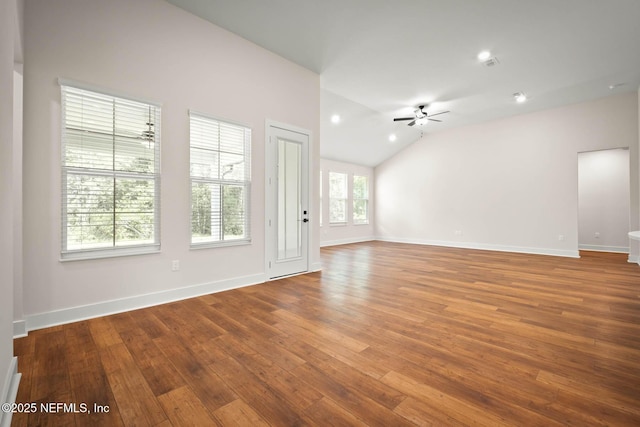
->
xmin=166 ymin=0 xmax=640 ymax=167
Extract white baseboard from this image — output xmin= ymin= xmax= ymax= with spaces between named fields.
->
xmin=320 ymin=236 xmax=375 ymax=248
xmin=375 ymin=236 xmax=580 ymax=258
xmin=628 ymin=254 xmax=640 ymax=264
xmin=23 ymin=273 xmax=266 ymax=333
xmin=0 ymin=357 xmax=21 ymax=427
xmin=12 ymin=320 xmax=26 ymax=338
xmin=579 ymin=244 xmax=629 ymax=253
xmin=310 ymin=261 xmax=322 ymax=272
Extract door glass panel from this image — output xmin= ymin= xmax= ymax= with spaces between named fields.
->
xmin=277 ymin=138 xmax=301 ymax=261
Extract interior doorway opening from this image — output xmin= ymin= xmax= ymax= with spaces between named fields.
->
xmin=577 ymin=147 xmax=630 ymax=254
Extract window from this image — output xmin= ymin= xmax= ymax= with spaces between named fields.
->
xmin=329 ymin=171 xmax=347 ymax=224
xmin=61 ymin=84 xmax=161 ymax=259
xmin=190 ymin=112 xmax=251 ymax=246
xmin=353 ymin=175 xmax=369 ymax=224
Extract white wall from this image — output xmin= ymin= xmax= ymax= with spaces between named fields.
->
xmin=320 ymin=158 xmax=375 ymax=246
xmin=22 ymin=0 xmax=320 ymax=329
xmin=0 ymin=0 xmax=14 ymax=411
xmin=634 ymin=89 xmax=640 ymax=263
xmin=1 ymin=0 xmax=21 ymax=421
xmin=376 ymin=92 xmax=639 ymax=258
xmin=13 ymin=67 xmax=24 ymax=337
xmin=578 ymin=149 xmax=630 ymax=252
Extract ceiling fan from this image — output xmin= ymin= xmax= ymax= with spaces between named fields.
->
xmin=393 ymin=105 xmax=449 ymax=126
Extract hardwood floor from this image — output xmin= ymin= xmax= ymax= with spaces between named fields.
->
xmin=12 ymin=242 xmax=640 ymax=426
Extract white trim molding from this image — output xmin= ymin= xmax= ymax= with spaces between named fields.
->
xmin=579 ymin=244 xmax=629 ymax=253
xmin=375 ymin=236 xmax=581 ymax=258
xmin=0 ymin=357 xmax=21 ymax=427
xmin=310 ymin=261 xmax=323 ymax=272
xmin=23 ymin=273 xmax=266 ymax=333
xmin=12 ymin=320 xmax=26 ymax=338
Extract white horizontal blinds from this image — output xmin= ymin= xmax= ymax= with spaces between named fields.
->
xmin=190 ymin=112 xmax=251 ymax=245
xmin=329 ymin=172 xmax=347 ymax=224
xmin=61 ymin=85 xmax=161 ymax=256
xmin=353 ymin=175 xmax=369 ymax=224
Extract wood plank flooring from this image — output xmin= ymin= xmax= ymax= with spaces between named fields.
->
xmin=12 ymin=242 xmax=640 ymax=426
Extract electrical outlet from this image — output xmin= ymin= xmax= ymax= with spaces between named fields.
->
xmin=594 ymin=232 xmax=600 ymax=238
xmin=454 ymin=230 xmax=462 ymax=236
xmin=171 ymin=260 xmax=180 ymax=271
xmin=558 ymin=234 xmax=565 ymax=241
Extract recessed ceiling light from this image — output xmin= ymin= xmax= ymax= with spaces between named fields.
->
xmin=389 ymin=134 xmax=397 ymax=142
xmin=330 ymin=114 xmax=340 ymax=124
xmin=477 ymin=50 xmax=491 ymax=61
xmin=609 ymin=83 xmax=626 ymax=90
xmin=513 ymin=92 xmax=527 ymax=103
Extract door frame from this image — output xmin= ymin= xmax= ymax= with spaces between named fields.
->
xmin=265 ymin=119 xmax=312 ymax=279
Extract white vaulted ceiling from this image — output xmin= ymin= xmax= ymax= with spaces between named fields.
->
xmin=165 ymin=0 xmax=640 ymax=166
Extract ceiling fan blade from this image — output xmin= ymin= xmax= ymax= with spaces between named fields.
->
xmin=427 ymin=110 xmax=450 ymax=117
xmin=393 ymin=117 xmax=414 ymax=121
xmin=408 ymin=120 xmax=416 ymax=126
xmin=428 ymin=118 xmax=442 ymax=122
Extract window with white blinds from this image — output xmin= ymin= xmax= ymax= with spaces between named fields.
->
xmin=190 ymin=112 xmax=251 ymax=247
xmin=329 ymin=171 xmax=348 ymax=224
xmin=61 ymin=84 xmax=161 ymax=259
xmin=353 ymin=175 xmax=369 ymax=224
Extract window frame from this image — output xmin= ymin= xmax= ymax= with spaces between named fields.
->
xmin=60 ymin=81 xmax=162 ymax=261
xmin=189 ymin=111 xmax=252 ymax=249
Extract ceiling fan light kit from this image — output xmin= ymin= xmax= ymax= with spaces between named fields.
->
xmin=477 ymin=50 xmax=492 ymax=61
xmin=513 ymin=92 xmax=527 ymax=103
xmin=393 ymin=105 xmax=450 ymax=126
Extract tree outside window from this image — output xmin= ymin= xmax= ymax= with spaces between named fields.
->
xmin=61 ymin=85 xmax=161 ymax=258
xmin=190 ymin=113 xmax=251 ymax=246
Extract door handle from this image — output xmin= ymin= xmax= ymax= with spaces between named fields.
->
xmin=302 ymin=218 xmax=309 ymax=223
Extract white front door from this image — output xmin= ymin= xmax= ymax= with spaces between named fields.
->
xmin=266 ymin=122 xmax=309 ymax=279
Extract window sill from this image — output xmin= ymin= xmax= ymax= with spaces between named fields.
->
xmin=60 ymin=245 xmax=160 ymax=262
xmin=190 ymin=239 xmax=251 ymax=250
xmin=329 ymin=222 xmax=348 ymax=227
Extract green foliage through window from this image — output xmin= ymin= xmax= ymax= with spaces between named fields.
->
xmin=353 ymin=175 xmax=369 ymax=224
xmin=61 ymin=85 xmax=160 ymax=256
xmin=329 ymin=172 xmax=347 ymax=223
xmin=190 ymin=113 xmax=251 ymax=245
